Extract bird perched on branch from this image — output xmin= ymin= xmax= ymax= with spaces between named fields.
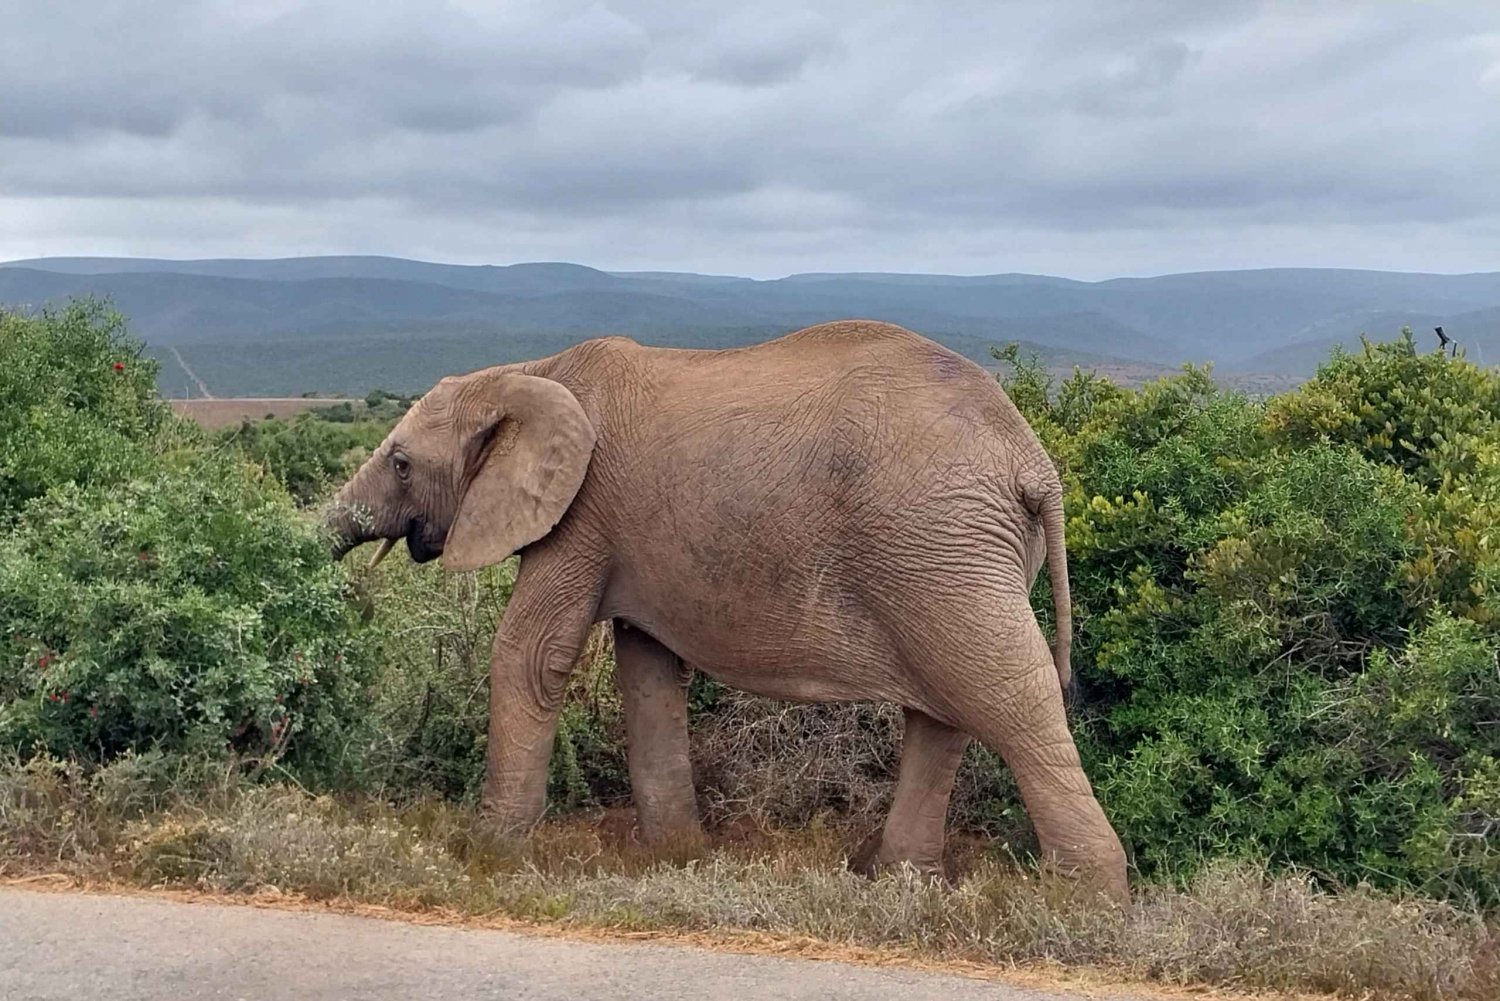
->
xmin=1435 ymin=326 xmax=1456 ymax=357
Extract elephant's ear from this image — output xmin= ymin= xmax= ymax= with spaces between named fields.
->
xmin=442 ymin=374 xmax=596 ymax=572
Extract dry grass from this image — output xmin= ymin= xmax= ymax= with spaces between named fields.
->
xmin=2 ymin=753 xmax=1494 ymax=1001
xmin=689 ymin=692 xmax=1033 ymax=859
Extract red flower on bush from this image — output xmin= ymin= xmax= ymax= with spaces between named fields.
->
xmin=113 ymin=361 xmax=125 ymax=373
xmin=37 ymin=652 xmax=53 ymax=669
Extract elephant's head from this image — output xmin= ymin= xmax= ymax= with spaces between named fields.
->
xmin=322 ymin=368 xmax=597 ymax=572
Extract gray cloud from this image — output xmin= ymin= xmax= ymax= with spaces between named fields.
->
xmin=1 ymin=0 xmax=1496 ymax=277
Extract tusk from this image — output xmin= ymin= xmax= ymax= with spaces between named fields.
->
xmin=367 ymin=537 xmax=396 ymax=569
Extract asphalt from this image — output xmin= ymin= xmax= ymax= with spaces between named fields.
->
xmin=0 ymin=886 xmax=1116 ymax=1001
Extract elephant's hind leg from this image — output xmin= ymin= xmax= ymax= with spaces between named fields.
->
xmin=613 ymin=621 xmax=705 ymax=852
xmin=949 ymin=627 xmax=1129 ymax=902
xmin=851 ymin=708 xmax=968 ymax=879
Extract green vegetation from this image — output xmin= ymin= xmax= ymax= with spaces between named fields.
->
xmin=0 ymin=301 xmax=373 ymax=780
xmin=0 ymin=300 xmax=169 ymax=515
xmin=212 ymin=412 xmax=387 ymax=504
xmin=206 ymin=389 xmax=412 ymax=504
xmin=996 ymin=335 xmax=1500 ymax=904
xmin=2 ymin=302 xmax=1498 ymax=998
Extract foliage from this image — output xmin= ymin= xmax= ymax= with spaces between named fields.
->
xmin=0 ymin=303 xmax=372 ymax=779
xmin=340 ymin=554 xmax=627 ymax=808
xmin=995 ymin=335 xmax=1500 ymax=904
xmin=210 ymin=388 xmax=413 ymax=506
xmin=1268 ymin=328 xmax=1500 ymax=625
xmin=0 ymin=300 xmax=171 ymax=519
xmin=358 ymin=388 xmax=419 ymax=421
xmin=214 ymin=413 xmax=388 ymax=505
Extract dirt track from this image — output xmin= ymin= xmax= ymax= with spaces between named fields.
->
xmin=169 ymin=397 xmax=346 ymax=428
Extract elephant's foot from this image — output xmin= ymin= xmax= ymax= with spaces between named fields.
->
xmin=634 ymin=812 xmax=708 ymax=863
xmin=847 ymin=828 xmax=948 ymax=882
xmin=474 ymin=810 xmax=539 ymax=846
xmin=476 ymin=774 xmax=549 ymax=844
xmin=630 ymin=784 xmax=707 ymax=860
xmin=630 ymin=784 xmax=705 ymax=852
xmin=1038 ymin=845 xmax=1131 ymax=905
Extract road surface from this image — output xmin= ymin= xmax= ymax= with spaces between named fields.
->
xmin=0 ymin=887 xmax=1118 ymax=1001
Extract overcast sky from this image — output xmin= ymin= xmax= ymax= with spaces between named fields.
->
xmin=1 ymin=0 xmax=1496 ymax=279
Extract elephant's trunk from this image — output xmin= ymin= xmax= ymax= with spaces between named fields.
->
xmin=1041 ymin=490 xmax=1072 ymax=692
xmin=321 ymin=495 xmax=364 ymax=562
xmin=321 ymin=463 xmax=380 ymax=562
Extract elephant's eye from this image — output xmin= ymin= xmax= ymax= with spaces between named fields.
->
xmin=391 ymin=452 xmax=411 ymax=481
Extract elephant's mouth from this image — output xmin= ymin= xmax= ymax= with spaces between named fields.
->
xmin=406 ymin=524 xmax=444 ymax=564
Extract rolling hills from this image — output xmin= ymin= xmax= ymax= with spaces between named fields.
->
xmin=3 ymin=256 xmax=1496 ymax=397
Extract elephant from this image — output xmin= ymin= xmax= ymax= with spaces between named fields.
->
xmin=324 ymin=319 xmax=1128 ymax=900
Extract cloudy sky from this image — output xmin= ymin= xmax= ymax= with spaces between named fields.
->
xmin=1 ymin=0 xmax=1497 ymax=278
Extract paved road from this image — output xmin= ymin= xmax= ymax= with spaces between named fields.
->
xmin=0 ymin=887 xmax=1112 ymax=1001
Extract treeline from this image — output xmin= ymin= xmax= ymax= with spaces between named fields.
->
xmin=1 ymin=299 xmax=1496 ymax=906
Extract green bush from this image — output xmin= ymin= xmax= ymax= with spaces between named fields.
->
xmin=1323 ymin=613 xmax=1500 ymax=903
xmin=0 ymin=453 xmax=373 ymax=775
xmin=338 ymin=554 xmax=627 ymax=808
xmin=0 ymin=303 xmax=372 ymax=780
xmin=215 ymin=413 xmax=388 ymax=506
xmin=0 ymin=300 xmax=170 ymax=519
xmin=996 ymin=337 xmax=1500 ymax=903
xmin=1268 ymin=329 xmax=1500 ymax=626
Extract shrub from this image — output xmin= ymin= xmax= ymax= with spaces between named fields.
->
xmin=993 ymin=341 xmax=1500 ymax=903
xmin=1269 ymin=329 xmax=1500 ymax=626
xmin=0 ymin=301 xmax=373 ymax=780
xmin=347 ymin=554 xmax=627 ymax=807
xmin=1320 ymin=614 xmax=1500 ymax=902
xmin=0 ymin=300 xmax=170 ymax=519
xmin=0 ymin=451 xmax=373 ymax=777
xmin=215 ymin=413 xmax=388 ymax=506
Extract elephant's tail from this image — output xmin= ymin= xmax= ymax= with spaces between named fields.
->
xmin=1041 ymin=489 xmax=1073 ymax=692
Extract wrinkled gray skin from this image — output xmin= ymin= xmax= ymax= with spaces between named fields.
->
xmin=324 ymin=320 xmax=1128 ymax=900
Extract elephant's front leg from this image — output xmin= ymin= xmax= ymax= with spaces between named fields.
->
xmin=480 ymin=547 xmax=604 ymax=835
xmin=613 ymin=621 xmax=704 ymax=850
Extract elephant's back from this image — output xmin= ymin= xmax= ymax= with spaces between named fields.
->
xmin=621 ymin=322 xmax=1032 ymax=521
xmin=656 ymin=319 xmax=1024 ymax=424
xmin=609 ymin=320 xmax=1039 ymax=491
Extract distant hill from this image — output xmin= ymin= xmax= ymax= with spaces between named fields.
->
xmin=3 ymin=256 xmax=1496 ymax=397
xmin=1233 ymin=305 xmax=1500 ymax=376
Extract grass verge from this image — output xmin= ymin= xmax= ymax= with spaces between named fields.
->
xmin=2 ymin=752 xmax=1495 ymax=1001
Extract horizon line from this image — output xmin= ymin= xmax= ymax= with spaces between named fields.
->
xmin=3 ymin=253 xmax=1498 ymax=285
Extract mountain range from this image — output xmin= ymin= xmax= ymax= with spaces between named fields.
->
xmin=2 ymin=255 xmax=1496 ymax=397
